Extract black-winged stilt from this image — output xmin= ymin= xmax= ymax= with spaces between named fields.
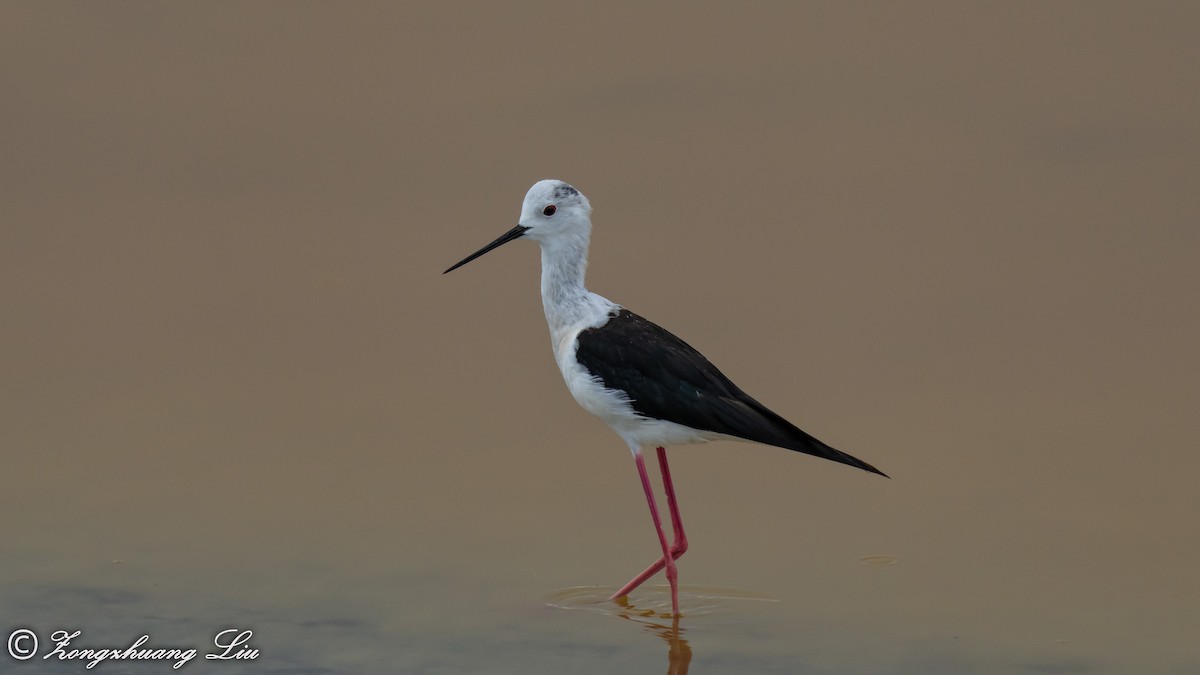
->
xmin=444 ymin=179 xmax=886 ymax=616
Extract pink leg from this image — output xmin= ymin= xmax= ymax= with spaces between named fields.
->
xmin=624 ymin=449 xmax=679 ymax=615
xmin=610 ymin=447 xmax=688 ymax=614
xmin=657 ymin=446 xmax=688 ymax=555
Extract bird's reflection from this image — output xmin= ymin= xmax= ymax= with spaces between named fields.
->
xmin=611 ymin=595 xmax=692 ymax=675
xmin=546 ymin=585 xmax=776 ymax=673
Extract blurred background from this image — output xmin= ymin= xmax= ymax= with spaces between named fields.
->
xmin=2 ymin=2 xmax=1197 ymax=673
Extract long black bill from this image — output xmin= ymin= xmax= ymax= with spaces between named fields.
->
xmin=443 ymin=225 xmax=531 ymax=274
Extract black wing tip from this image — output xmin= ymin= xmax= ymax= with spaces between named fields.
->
xmin=782 ymin=434 xmax=889 ymax=478
xmin=854 ymin=460 xmax=890 ymax=479
xmin=817 ymin=446 xmax=888 ymax=478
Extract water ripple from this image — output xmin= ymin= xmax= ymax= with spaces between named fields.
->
xmin=545 ymin=585 xmax=777 ymax=619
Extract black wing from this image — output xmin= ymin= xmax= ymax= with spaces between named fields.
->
xmin=575 ymin=309 xmax=886 ymax=477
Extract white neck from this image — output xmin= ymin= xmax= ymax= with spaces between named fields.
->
xmin=539 ymin=232 xmax=611 ymax=344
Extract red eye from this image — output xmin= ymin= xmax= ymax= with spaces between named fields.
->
xmin=542 ymin=204 xmax=557 ymax=216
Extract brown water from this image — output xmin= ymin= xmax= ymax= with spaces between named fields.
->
xmin=3 ymin=3 xmax=1198 ymax=673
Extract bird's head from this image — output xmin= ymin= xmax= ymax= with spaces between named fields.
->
xmin=444 ymin=179 xmax=591 ymax=274
xmin=518 ymin=179 xmax=592 ymax=243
